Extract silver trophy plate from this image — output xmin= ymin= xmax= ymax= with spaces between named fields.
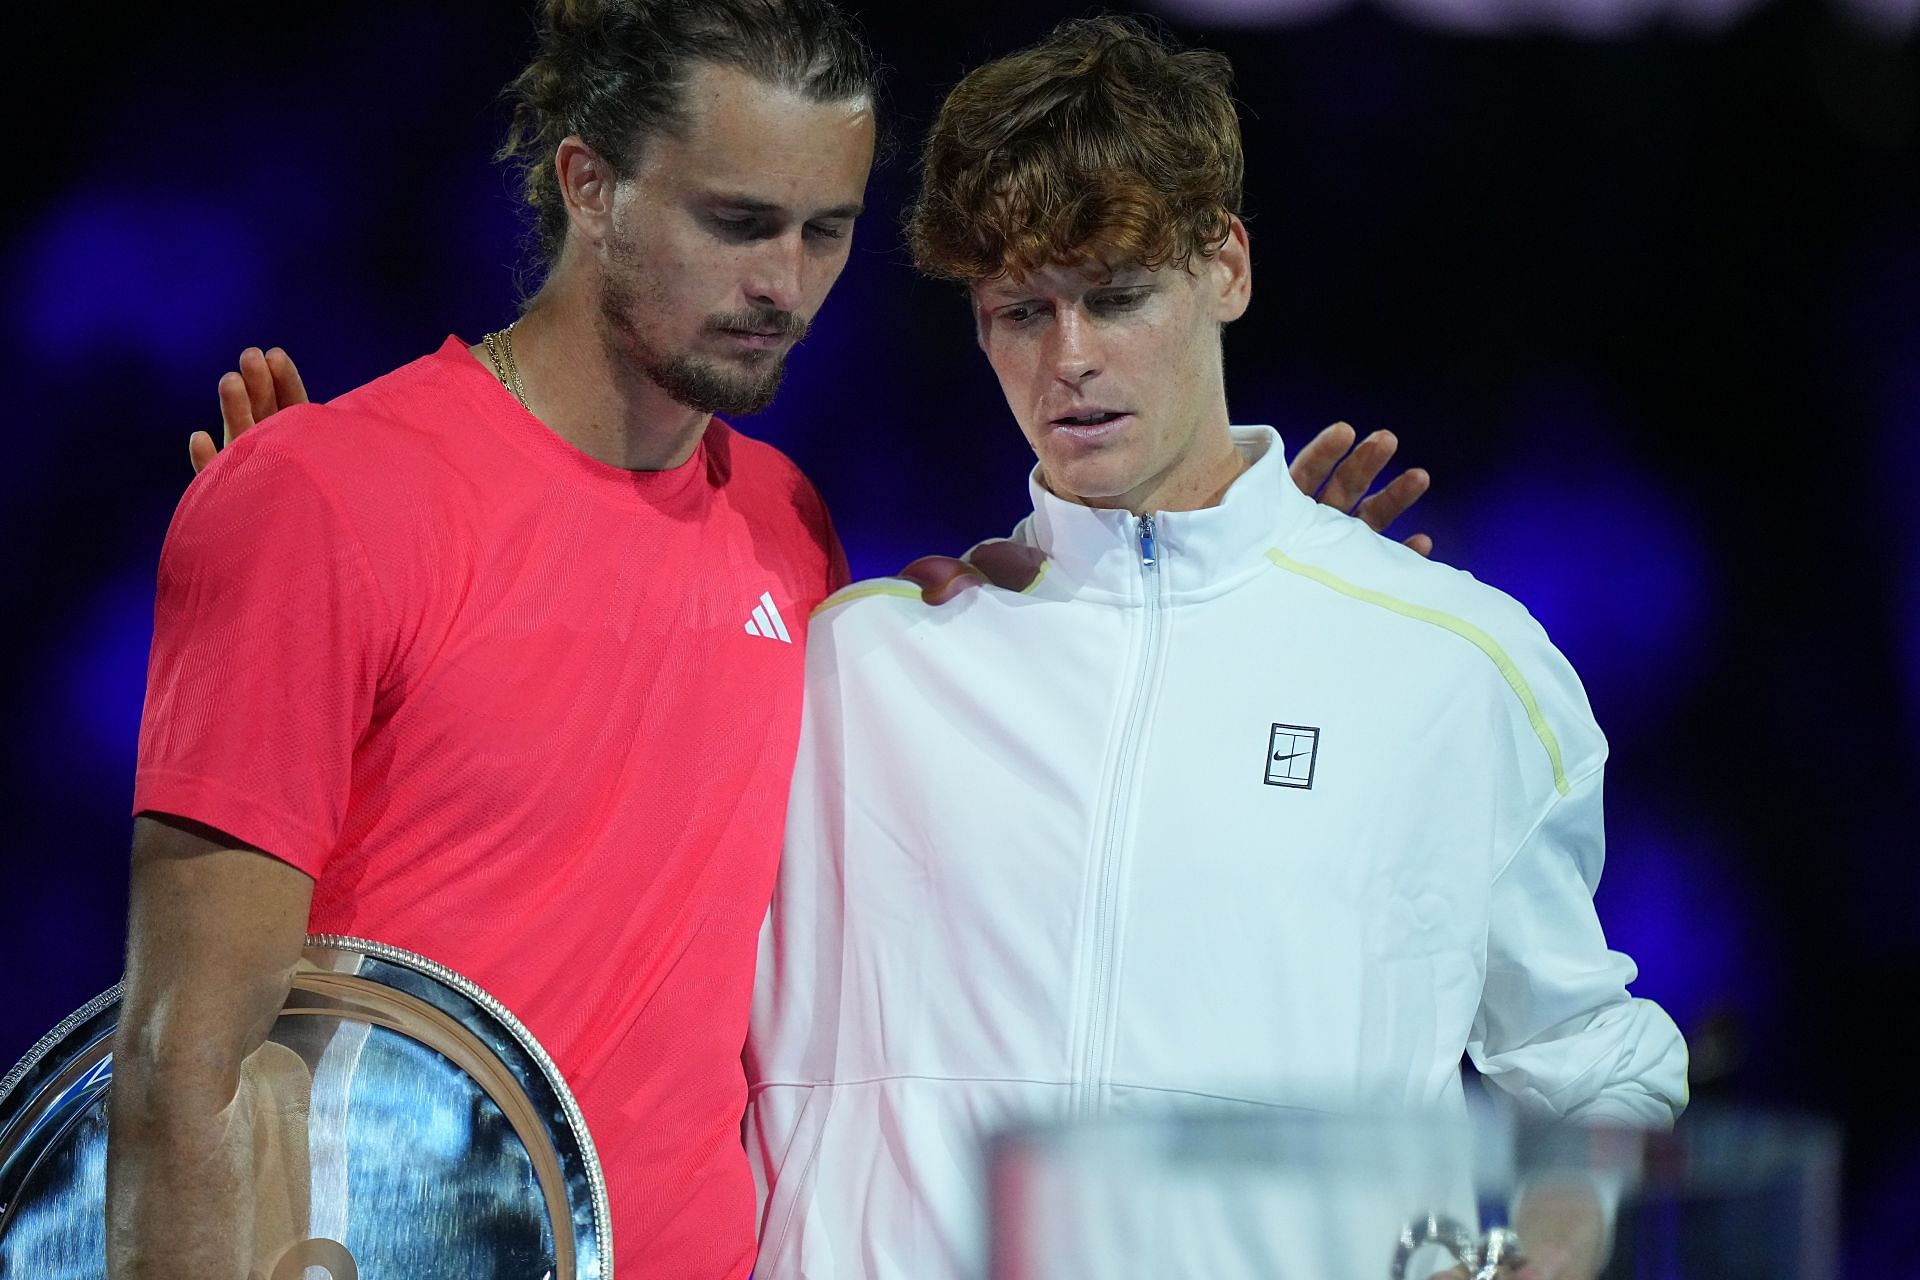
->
xmin=0 ymin=934 xmax=611 ymax=1279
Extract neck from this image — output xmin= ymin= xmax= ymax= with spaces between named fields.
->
xmin=478 ymin=267 xmax=712 ymax=472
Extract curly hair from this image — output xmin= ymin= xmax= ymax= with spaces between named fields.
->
xmin=500 ymin=0 xmax=881 ymax=273
xmin=908 ymin=16 xmax=1242 ymax=284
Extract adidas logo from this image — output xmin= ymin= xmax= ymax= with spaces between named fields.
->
xmin=744 ymin=591 xmax=792 ymax=644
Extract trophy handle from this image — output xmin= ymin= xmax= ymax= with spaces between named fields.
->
xmin=1390 ymin=1214 xmax=1526 ymax=1280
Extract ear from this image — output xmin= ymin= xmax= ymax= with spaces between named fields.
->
xmin=555 ymin=136 xmax=619 ymax=247
xmin=1210 ymin=215 xmax=1252 ymax=325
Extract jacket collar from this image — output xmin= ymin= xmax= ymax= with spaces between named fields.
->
xmin=1023 ymin=426 xmax=1320 ymax=602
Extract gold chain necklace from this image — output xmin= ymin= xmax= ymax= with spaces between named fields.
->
xmin=480 ymin=322 xmax=530 ymax=411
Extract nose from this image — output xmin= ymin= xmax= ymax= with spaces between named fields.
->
xmin=1047 ymin=310 xmax=1100 ymax=385
xmin=745 ymin=232 xmax=807 ymax=314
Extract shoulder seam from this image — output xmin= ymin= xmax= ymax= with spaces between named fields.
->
xmin=810 ymin=579 xmax=922 ymax=618
xmin=1263 ymin=548 xmax=1570 ymax=796
xmin=200 ymin=438 xmax=398 ymax=645
xmin=1491 ymin=760 xmax=1606 ymax=886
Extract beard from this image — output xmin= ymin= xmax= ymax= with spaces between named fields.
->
xmin=597 ymin=238 xmax=808 ymax=418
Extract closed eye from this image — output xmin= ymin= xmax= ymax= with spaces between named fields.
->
xmin=1091 ymin=288 xmax=1150 ymax=312
xmin=707 ymin=213 xmax=771 ymax=241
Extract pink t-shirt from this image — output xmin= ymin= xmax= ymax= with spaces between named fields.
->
xmin=134 ymin=336 xmax=846 ymax=1278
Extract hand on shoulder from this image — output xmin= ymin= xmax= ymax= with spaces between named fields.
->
xmin=898 ymin=420 xmax=1438 ymax=605
xmin=190 ymin=346 xmax=309 ymax=475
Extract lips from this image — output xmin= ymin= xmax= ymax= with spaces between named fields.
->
xmin=1048 ymin=407 xmax=1134 ymax=442
xmin=717 ymin=329 xmax=789 ymax=350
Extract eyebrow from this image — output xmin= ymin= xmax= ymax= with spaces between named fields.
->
xmin=703 ymin=193 xmax=865 ymax=220
xmin=978 ymin=272 xmax=1149 ymax=302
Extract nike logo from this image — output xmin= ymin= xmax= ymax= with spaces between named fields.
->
xmin=1265 ymin=722 xmax=1321 ymax=790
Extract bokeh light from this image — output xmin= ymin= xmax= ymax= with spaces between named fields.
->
xmin=1455 ymin=389 xmax=1719 ymax=738
xmin=14 ymin=192 xmax=266 ymax=389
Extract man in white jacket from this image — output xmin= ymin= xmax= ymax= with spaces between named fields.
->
xmin=746 ymin=16 xmax=1688 ymax=1280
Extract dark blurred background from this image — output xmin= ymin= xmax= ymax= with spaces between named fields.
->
xmin=2 ymin=0 xmax=1913 ymax=1270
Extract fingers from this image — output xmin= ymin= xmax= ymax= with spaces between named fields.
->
xmin=218 ymin=369 xmax=254 ymax=443
xmin=965 ymin=539 xmax=1046 ymax=592
xmin=238 ymin=347 xmax=277 ymax=436
xmin=899 ymin=555 xmax=987 ymax=605
xmin=214 ymin=345 xmax=298 ymax=467
xmin=1287 ymin=420 xmax=1357 ymax=498
xmin=897 ymin=540 xmax=1047 ymax=605
xmin=1317 ymin=428 xmax=1400 ymax=514
xmin=188 ymin=430 xmax=218 ymax=475
xmin=1352 ymin=465 xmax=1429 ymax=534
xmin=265 ymin=347 xmax=309 ymax=410
xmin=1296 ymin=424 xmax=1436 ymax=552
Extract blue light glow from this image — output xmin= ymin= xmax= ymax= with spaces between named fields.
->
xmin=1456 ymin=410 xmax=1717 ymax=736
xmin=12 ymin=190 xmax=264 ymax=388
xmin=1593 ymin=813 xmax=1766 ymax=1039
xmin=36 ymin=573 xmax=156 ymax=792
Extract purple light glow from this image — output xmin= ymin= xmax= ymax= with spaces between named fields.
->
xmin=1846 ymin=1143 xmax=1920 ymax=1275
xmin=33 ymin=573 xmax=155 ymax=795
xmin=12 ymin=190 xmax=264 ymax=387
xmin=1595 ymin=812 xmax=1769 ymax=1042
xmin=1456 ymin=440 xmax=1718 ymax=738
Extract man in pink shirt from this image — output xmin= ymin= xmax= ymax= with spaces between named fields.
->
xmin=113 ymin=4 xmax=874 ymax=1277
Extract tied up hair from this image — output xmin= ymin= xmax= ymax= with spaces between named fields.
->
xmin=500 ymin=0 xmax=881 ymax=273
xmin=908 ymin=15 xmax=1243 ymax=285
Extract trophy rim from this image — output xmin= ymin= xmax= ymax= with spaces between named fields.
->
xmin=301 ymin=932 xmax=613 ymax=1278
xmin=0 ymin=984 xmax=121 ymax=1132
xmin=0 ymin=933 xmax=613 ymax=1280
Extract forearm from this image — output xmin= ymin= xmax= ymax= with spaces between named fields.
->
xmin=108 ymin=816 xmax=316 ymax=1280
xmin=106 ymin=1038 xmax=257 ymax=1280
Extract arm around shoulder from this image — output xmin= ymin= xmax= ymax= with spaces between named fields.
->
xmin=106 ymin=815 xmax=314 ymax=1280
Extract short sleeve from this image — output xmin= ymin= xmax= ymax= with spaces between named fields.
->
xmin=134 ymin=434 xmax=393 ymax=877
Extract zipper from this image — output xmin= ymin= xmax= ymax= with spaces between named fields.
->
xmin=1077 ymin=512 xmax=1165 ymax=1115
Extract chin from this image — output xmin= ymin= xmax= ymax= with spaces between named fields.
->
xmin=1042 ymin=458 xmax=1139 ymax=506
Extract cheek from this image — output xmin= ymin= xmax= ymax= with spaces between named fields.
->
xmin=627 ymin=218 xmax=743 ymax=312
xmin=982 ymin=343 xmax=1035 ymax=400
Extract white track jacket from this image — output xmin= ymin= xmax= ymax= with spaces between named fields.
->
xmin=747 ymin=428 xmax=1687 ymax=1279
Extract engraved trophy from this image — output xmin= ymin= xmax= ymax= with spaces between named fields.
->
xmin=0 ymin=935 xmax=612 ymax=1279
xmin=988 ymin=1105 xmax=1839 ymax=1280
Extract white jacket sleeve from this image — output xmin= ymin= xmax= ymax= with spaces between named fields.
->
xmin=1467 ymin=765 xmax=1689 ymax=1127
